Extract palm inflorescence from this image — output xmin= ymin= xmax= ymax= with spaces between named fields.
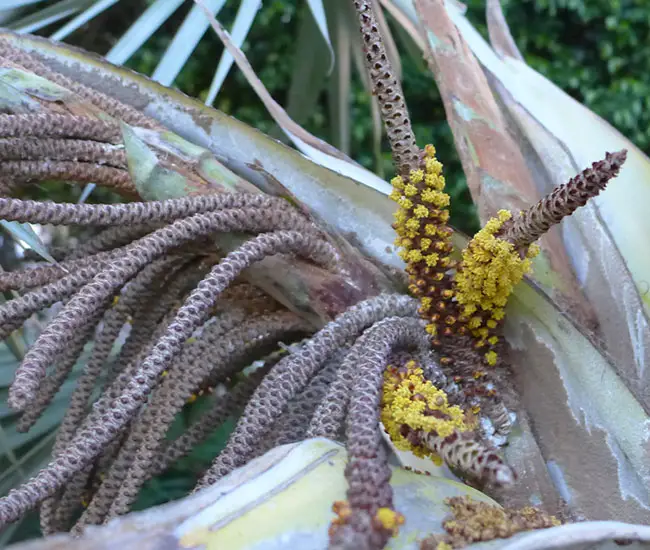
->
xmin=0 ymin=3 xmax=630 ymax=549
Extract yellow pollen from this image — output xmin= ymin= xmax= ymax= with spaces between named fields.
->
xmin=413 ymin=204 xmax=430 ymax=218
xmin=381 ymin=362 xmax=470 ymax=460
xmin=409 ymin=169 xmax=425 ymax=184
xmin=405 ymin=218 xmax=420 ymax=231
xmin=485 ymin=351 xmax=498 ymax=366
xmin=375 ymin=508 xmax=405 ymax=536
xmin=404 ymin=184 xmax=418 ymax=196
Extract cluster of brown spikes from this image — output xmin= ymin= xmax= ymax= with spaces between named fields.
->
xmin=0 ymin=17 xmax=631 ymax=550
xmin=0 ymin=197 xmax=510 ymax=542
xmin=351 ymin=0 xmax=628 ymax=444
xmin=0 ymin=41 xmax=518 ymax=550
xmin=0 ymin=192 xmax=509 ymax=548
xmin=0 ymin=192 xmax=340 ymax=529
xmin=0 ymin=113 xmax=136 ymax=197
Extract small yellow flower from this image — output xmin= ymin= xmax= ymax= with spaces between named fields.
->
xmin=409 ymin=169 xmax=425 ymax=184
xmin=453 ymin=209 xmax=539 ymax=364
xmin=404 ymin=184 xmax=418 ymax=197
xmin=405 ymin=218 xmax=420 ymax=231
xmin=485 ymin=351 xmax=498 ymax=366
xmin=413 ymin=204 xmax=430 ymax=218
xmin=375 ymin=508 xmax=405 ymax=536
xmin=391 ymin=175 xmax=405 ymax=189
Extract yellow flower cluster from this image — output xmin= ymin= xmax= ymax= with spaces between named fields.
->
xmin=389 ymin=145 xmax=455 ymax=339
xmin=391 ymin=146 xmax=450 ymax=245
xmin=381 ymin=361 xmax=469 ymax=460
xmin=454 ymin=210 xmax=540 ymax=365
xmin=389 ymin=145 xmax=538 ymax=368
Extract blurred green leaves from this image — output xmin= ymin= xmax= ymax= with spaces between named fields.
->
xmin=2 ymin=1 xmax=648 ymax=233
xmin=477 ymin=0 xmax=650 ymax=152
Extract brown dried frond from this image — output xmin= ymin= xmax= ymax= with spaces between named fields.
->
xmin=419 ymin=496 xmax=561 ymax=549
xmin=351 ymin=0 xmax=420 ymax=175
xmin=502 ymin=150 xmax=627 ymax=248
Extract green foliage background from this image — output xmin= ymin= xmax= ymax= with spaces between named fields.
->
xmin=120 ymin=0 xmax=650 ymax=235
xmin=2 ymin=0 xmax=649 ymax=543
xmin=16 ymin=0 xmax=650 ymax=235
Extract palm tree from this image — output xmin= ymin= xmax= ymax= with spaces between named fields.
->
xmin=0 ymin=1 xmax=649 ymax=548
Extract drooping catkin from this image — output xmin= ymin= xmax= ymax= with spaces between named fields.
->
xmin=0 ymin=160 xmax=135 ymax=195
xmin=0 ymin=114 xmax=122 ymax=143
xmin=330 ymin=317 xmax=428 ymax=550
xmin=0 ymin=138 xmax=127 ymax=168
xmin=195 ymin=294 xmax=419 ymax=488
xmin=0 ymin=193 xmax=294 ymax=227
xmin=103 ymin=313 xmax=308 ymax=522
xmin=53 ymin=256 xmax=184 ymax=454
xmin=8 ymin=205 xmax=326 ymax=411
